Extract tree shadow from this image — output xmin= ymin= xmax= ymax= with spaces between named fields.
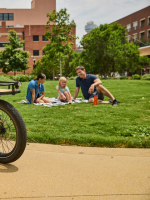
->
xmin=0 ymin=163 xmax=18 ymax=173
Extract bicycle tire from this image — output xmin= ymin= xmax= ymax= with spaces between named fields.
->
xmin=0 ymin=100 xmax=27 ymax=163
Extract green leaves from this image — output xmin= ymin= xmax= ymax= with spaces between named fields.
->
xmin=80 ymin=22 xmax=146 ymax=75
xmin=0 ymin=30 xmax=29 ymax=74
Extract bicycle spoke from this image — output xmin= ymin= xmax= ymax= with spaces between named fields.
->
xmin=0 ymin=109 xmax=16 ymax=155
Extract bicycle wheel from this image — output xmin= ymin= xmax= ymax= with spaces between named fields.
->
xmin=0 ymin=100 xmax=27 ymax=163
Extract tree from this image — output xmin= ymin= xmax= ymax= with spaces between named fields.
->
xmin=32 ymin=42 xmax=60 ymax=79
xmin=80 ymin=22 xmax=148 ymax=76
xmin=0 ymin=30 xmax=29 ymax=75
xmin=45 ymin=8 xmax=78 ymax=76
xmin=133 ymin=39 xmax=150 ymax=47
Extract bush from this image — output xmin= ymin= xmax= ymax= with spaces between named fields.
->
xmin=0 ymin=75 xmax=13 ymax=82
xmin=12 ymin=74 xmax=36 ymax=82
xmin=120 ymin=76 xmax=128 ymax=80
xmin=142 ymin=74 xmax=150 ymax=80
xmin=69 ymin=76 xmax=77 ymax=80
xmin=132 ymin=74 xmax=141 ymax=80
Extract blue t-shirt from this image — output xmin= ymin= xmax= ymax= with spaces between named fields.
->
xmin=76 ymin=74 xmax=97 ymax=100
xmin=26 ymin=80 xmax=45 ymax=103
xmin=56 ymin=86 xmax=69 ymax=96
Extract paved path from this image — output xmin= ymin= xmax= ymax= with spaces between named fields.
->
xmin=0 ymin=143 xmax=150 ymax=200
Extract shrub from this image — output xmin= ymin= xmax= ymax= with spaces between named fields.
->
xmin=0 ymin=75 xmax=13 ymax=82
xmin=142 ymin=74 xmax=150 ymax=80
xmin=132 ymin=74 xmax=141 ymax=80
xmin=69 ymin=76 xmax=77 ymax=80
xmin=120 ymin=76 xmax=128 ymax=80
xmin=12 ymin=74 xmax=36 ymax=82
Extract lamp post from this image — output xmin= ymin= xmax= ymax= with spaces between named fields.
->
xmin=33 ymin=57 xmax=36 ymax=69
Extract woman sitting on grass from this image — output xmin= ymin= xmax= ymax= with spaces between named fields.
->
xmin=56 ymin=77 xmax=73 ymax=103
xmin=26 ymin=73 xmax=51 ymax=104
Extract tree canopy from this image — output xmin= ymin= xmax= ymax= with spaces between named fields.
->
xmin=80 ymin=22 xmax=150 ymax=75
xmin=0 ymin=30 xmax=29 ymax=74
xmin=45 ymin=8 xmax=78 ymax=76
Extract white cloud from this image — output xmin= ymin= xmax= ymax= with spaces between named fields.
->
xmin=0 ymin=0 xmax=149 ymax=44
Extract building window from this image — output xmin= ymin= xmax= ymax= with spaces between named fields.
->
xmin=42 ymin=35 xmax=48 ymax=41
xmin=140 ymin=19 xmax=145 ymax=28
xmin=33 ymin=50 xmax=39 ymax=56
xmin=148 ymin=17 xmax=150 ymax=25
xmin=6 ymin=26 xmax=14 ymax=28
xmin=17 ymin=35 xmax=20 ymax=39
xmin=133 ymin=21 xmax=138 ymax=30
xmin=132 ymin=33 xmax=137 ymax=42
xmin=140 ymin=32 xmax=145 ymax=40
xmin=126 ymin=35 xmax=131 ymax=43
xmin=0 ymin=42 xmax=9 ymax=48
xmin=126 ymin=24 xmax=131 ymax=32
xmin=33 ymin=35 xmax=39 ymax=41
xmin=148 ymin=30 xmax=150 ymax=39
xmin=0 ymin=13 xmax=14 ymax=21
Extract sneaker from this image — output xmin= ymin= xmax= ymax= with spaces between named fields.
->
xmin=108 ymin=99 xmax=120 ymax=103
xmin=112 ymin=99 xmax=119 ymax=106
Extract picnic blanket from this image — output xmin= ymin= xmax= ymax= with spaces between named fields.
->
xmin=18 ymin=98 xmax=88 ymax=107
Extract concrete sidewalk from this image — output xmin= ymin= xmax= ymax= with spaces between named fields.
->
xmin=0 ymin=143 xmax=150 ymax=200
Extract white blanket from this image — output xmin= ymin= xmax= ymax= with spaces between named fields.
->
xmin=19 ymin=98 xmax=88 ymax=107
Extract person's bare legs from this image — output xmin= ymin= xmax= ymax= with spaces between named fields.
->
xmin=35 ymin=97 xmax=51 ymax=103
xmin=96 ymin=84 xmax=115 ymax=101
xmin=64 ymin=91 xmax=72 ymax=103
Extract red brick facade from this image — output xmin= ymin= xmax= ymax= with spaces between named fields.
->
xmin=110 ymin=6 xmax=150 ymax=43
xmin=0 ymin=21 xmax=76 ymax=75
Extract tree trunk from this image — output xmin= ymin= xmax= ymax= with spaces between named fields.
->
xmin=59 ymin=51 xmax=62 ymax=77
xmin=53 ymin=68 xmax=55 ymax=80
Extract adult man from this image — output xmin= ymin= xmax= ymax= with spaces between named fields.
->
xmin=73 ymin=66 xmax=120 ymax=106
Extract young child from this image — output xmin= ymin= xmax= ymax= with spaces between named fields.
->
xmin=56 ymin=77 xmax=73 ymax=103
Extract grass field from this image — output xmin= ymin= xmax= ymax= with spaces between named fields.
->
xmin=0 ymin=78 xmax=150 ymax=148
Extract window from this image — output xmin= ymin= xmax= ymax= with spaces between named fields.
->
xmin=17 ymin=35 xmax=20 ymax=39
xmin=140 ymin=32 xmax=145 ymax=40
xmin=148 ymin=30 xmax=150 ymax=38
xmin=33 ymin=35 xmax=39 ymax=41
xmin=42 ymin=35 xmax=48 ymax=41
xmin=6 ymin=26 xmax=14 ymax=28
xmin=140 ymin=19 xmax=145 ymax=28
xmin=126 ymin=24 xmax=131 ymax=32
xmin=0 ymin=42 xmax=9 ymax=48
xmin=148 ymin=17 xmax=150 ymax=25
xmin=133 ymin=21 xmax=138 ymax=30
xmin=0 ymin=13 xmax=14 ymax=21
xmin=33 ymin=50 xmax=39 ymax=56
xmin=126 ymin=35 xmax=131 ymax=43
xmin=132 ymin=33 xmax=137 ymax=42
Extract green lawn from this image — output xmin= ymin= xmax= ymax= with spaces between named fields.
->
xmin=0 ymin=78 xmax=150 ymax=148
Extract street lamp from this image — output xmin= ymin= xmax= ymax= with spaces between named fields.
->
xmin=33 ymin=57 xmax=36 ymax=69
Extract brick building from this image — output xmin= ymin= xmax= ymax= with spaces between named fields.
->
xmin=110 ymin=6 xmax=150 ymax=75
xmin=0 ymin=0 xmax=76 ymax=75
xmin=110 ymin=6 xmax=150 ymax=43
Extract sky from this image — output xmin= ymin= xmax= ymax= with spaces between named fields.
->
xmin=0 ymin=0 xmax=150 ymax=45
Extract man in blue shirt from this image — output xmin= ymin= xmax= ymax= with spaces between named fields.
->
xmin=73 ymin=66 xmax=120 ymax=106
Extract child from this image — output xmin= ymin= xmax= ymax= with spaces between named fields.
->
xmin=56 ymin=77 xmax=73 ymax=103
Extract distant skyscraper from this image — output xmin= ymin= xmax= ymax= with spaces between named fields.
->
xmin=85 ymin=21 xmax=97 ymax=33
